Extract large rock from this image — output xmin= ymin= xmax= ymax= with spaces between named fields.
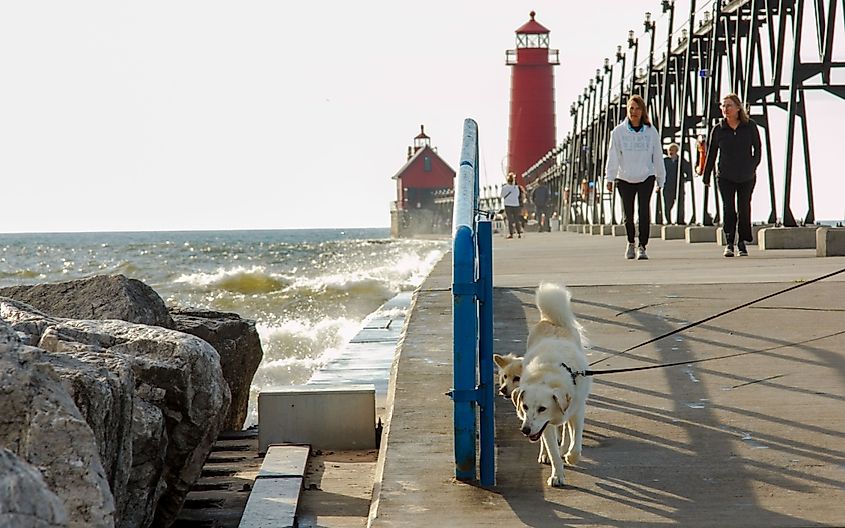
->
xmin=170 ymin=307 xmax=263 ymax=430
xmin=36 ymin=328 xmax=135 ymax=526
xmin=38 ymin=319 xmax=231 ymax=527
xmin=1 ymin=275 xmax=264 ymax=433
xmin=124 ymin=398 xmax=167 ymax=528
xmin=0 ymin=448 xmax=68 ymax=528
xmin=0 ymin=322 xmax=115 ymax=528
xmin=0 ymin=275 xmax=175 ymax=329
xmin=1 ymin=298 xmax=231 ymax=528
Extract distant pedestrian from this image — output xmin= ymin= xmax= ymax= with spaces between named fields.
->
xmin=501 ymin=173 xmax=523 ymax=238
xmin=605 ymin=95 xmax=666 ymax=260
xmin=532 ymin=181 xmax=551 ymax=232
xmin=700 ymin=93 xmax=762 ymax=257
xmin=662 ymin=143 xmax=693 ymax=224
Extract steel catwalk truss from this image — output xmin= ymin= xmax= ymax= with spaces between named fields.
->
xmin=522 ymin=0 xmax=844 ymax=228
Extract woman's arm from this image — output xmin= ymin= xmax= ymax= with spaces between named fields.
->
xmin=605 ymin=128 xmax=620 ymax=185
xmin=750 ymin=121 xmax=762 ymax=170
xmin=701 ymin=126 xmax=720 ymax=186
xmin=652 ymin=129 xmax=666 ymax=189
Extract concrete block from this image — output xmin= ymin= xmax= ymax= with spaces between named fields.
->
xmin=590 ymin=225 xmax=602 ymax=235
xmin=758 ymin=227 xmax=817 ymax=250
xmin=816 ymin=227 xmax=845 ymax=256
xmin=258 ymin=384 xmax=376 ymax=453
xmin=686 ymin=226 xmax=717 ymax=243
xmin=662 ymin=225 xmax=686 ymax=240
xmin=581 ymin=225 xmax=591 ymax=234
xmin=611 ymin=225 xmax=627 ymax=236
xmin=258 ymin=445 xmax=310 ymax=479
xmin=600 ymin=224 xmax=613 ymax=235
xmin=716 ymin=224 xmax=772 ymax=245
xmin=239 ymin=477 xmax=301 ymax=528
xmin=649 ymin=224 xmax=662 ymax=238
xmin=566 ymin=224 xmax=581 ymax=233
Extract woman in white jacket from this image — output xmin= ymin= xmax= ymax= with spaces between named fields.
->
xmin=605 ymin=95 xmax=666 ymax=260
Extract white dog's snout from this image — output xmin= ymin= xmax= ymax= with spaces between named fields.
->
xmin=520 ymin=426 xmax=531 ymax=436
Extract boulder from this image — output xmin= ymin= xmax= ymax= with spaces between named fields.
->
xmin=0 ymin=448 xmax=68 ymax=528
xmin=0 ymin=322 xmax=115 ymax=528
xmin=1 ymin=299 xmax=230 ymax=528
xmin=36 ymin=328 xmax=135 ymax=526
xmin=44 ymin=319 xmax=231 ymax=527
xmin=124 ymin=397 xmax=167 ymax=528
xmin=0 ymin=274 xmax=175 ymax=329
xmin=170 ymin=307 xmax=263 ymax=430
xmin=1 ymin=274 xmax=264 ymax=433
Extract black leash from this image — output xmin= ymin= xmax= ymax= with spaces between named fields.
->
xmin=562 ymin=329 xmax=845 ymax=383
xmin=619 ymin=266 xmax=845 ymax=354
xmin=589 ymin=266 xmax=845 ymax=368
xmin=561 ymin=266 xmax=845 ymax=383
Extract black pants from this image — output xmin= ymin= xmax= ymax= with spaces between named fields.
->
xmin=535 ymin=205 xmax=551 ymax=231
xmin=718 ymin=178 xmax=755 ymax=244
xmin=616 ymin=176 xmax=655 ymax=246
xmin=663 ymin=184 xmax=685 ymax=224
xmin=505 ymin=206 xmax=523 ymax=235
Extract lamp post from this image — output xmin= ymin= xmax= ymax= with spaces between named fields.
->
xmin=642 ymin=11 xmax=663 ymax=224
xmin=643 ymin=12 xmax=658 ymax=117
xmin=616 ymin=44 xmax=627 ymax=122
xmin=628 ymin=30 xmax=640 ymax=94
xmin=602 ymin=56 xmax=617 ymax=224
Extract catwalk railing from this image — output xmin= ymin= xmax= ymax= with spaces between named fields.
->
xmin=522 ymin=0 xmax=843 ymax=228
xmin=449 ymin=118 xmax=495 ymax=486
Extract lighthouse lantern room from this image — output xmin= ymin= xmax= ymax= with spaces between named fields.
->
xmin=506 ymin=11 xmax=559 ymax=186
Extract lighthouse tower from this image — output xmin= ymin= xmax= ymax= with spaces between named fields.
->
xmin=506 ymin=11 xmax=559 ymax=186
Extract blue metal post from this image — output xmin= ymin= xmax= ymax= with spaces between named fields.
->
xmin=452 ymin=224 xmax=476 ymax=481
xmin=477 ymin=219 xmax=495 ymax=486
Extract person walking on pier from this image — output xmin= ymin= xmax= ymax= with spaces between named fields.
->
xmin=605 ymin=95 xmax=666 ymax=260
xmin=700 ymin=93 xmax=762 ymax=257
xmin=501 ymin=173 xmax=523 ymax=238
xmin=532 ymin=180 xmax=552 ymax=232
xmin=663 ymin=143 xmax=693 ymax=224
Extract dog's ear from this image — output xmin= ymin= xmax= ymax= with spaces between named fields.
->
xmin=552 ymin=389 xmax=571 ymax=414
xmin=510 ymin=386 xmax=523 ymax=408
xmin=511 ymin=387 xmax=525 ymax=419
xmin=493 ymin=354 xmax=511 ymax=369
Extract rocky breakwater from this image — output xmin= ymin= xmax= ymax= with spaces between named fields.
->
xmin=0 ymin=275 xmax=264 ymax=528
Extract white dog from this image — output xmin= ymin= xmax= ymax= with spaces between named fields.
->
xmin=510 ymin=282 xmax=591 ymax=488
xmin=493 ymin=353 xmax=523 ymax=399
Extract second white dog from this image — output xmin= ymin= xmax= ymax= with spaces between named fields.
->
xmin=510 ymin=282 xmax=591 ymax=488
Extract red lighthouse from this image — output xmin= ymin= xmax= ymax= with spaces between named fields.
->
xmin=506 ymin=11 xmax=559 ymax=186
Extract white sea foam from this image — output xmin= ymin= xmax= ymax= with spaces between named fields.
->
xmin=174 ymin=265 xmax=287 ymax=294
xmin=244 ymin=319 xmax=360 ymax=427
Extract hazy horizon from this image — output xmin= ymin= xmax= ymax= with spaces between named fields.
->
xmin=2 ymin=1 xmax=842 ymax=233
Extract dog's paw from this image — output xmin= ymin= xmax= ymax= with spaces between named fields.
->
xmin=564 ymin=451 xmax=581 ymax=465
xmin=537 ymin=451 xmax=550 ymax=465
xmin=547 ymin=475 xmax=565 ymax=488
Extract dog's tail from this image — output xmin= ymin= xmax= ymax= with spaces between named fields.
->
xmin=536 ymin=282 xmax=585 ymax=346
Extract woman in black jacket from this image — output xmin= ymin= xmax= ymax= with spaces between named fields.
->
xmin=700 ymin=93 xmax=762 ymax=257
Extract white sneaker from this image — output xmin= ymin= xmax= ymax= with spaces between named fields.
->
xmin=724 ymin=245 xmax=735 ymax=257
xmin=637 ymin=246 xmax=648 ymax=260
xmin=625 ymin=243 xmax=636 ymax=259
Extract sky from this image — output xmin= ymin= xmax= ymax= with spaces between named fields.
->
xmin=1 ymin=1 xmax=842 ymax=233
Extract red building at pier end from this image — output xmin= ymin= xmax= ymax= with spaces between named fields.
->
xmin=506 ymin=11 xmax=559 ymax=186
xmin=390 ymin=125 xmax=455 ymax=238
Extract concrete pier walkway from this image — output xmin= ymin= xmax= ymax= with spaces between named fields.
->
xmin=369 ymin=230 xmax=845 ymax=527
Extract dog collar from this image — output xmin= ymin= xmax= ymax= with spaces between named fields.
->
xmin=560 ymin=362 xmax=586 ymax=384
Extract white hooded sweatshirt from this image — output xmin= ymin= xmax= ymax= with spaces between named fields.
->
xmin=605 ymin=119 xmax=666 ymax=189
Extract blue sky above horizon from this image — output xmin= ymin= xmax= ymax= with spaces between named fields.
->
xmin=1 ymin=1 xmax=842 ymax=233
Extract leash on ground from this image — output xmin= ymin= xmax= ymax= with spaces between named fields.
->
xmin=572 ymin=266 xmax=845 ymax=380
